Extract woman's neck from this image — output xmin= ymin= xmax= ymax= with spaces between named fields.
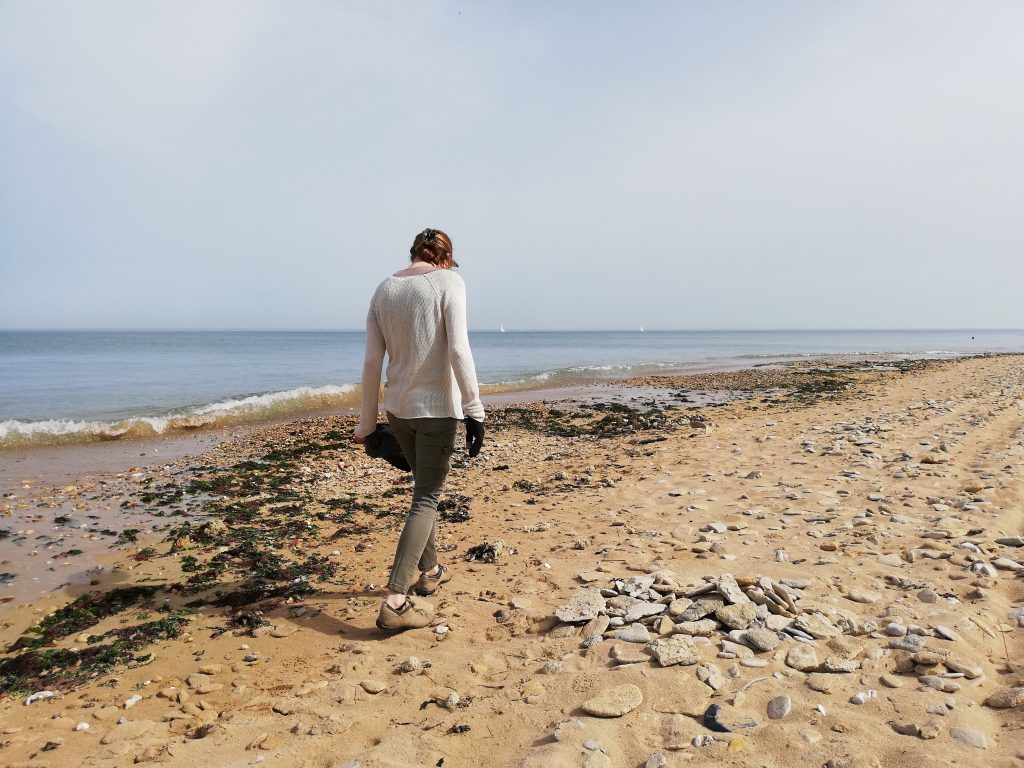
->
xmin=394 ymin=260 xmax=443 ymax=277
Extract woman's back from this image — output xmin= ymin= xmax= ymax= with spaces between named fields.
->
xmin=357 ymin=268 xmax=483 ymax=436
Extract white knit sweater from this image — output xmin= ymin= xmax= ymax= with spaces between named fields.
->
xmin=356 ymin=269 xmax=485 ymax=437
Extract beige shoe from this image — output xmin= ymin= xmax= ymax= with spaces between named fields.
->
xmin=414 ymin=564 xmax=452 ymax=597
xmin=376 ymin=597 xmax=434 ymax=631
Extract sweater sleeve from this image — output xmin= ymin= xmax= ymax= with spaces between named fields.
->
xmin=356 ymin=298 xmax=386 ymax=438
xmin=443 ymin=275 xmax=485 ymax=421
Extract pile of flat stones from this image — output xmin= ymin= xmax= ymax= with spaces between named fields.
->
xmin=551 ymin=571 xmax=990 ymax=687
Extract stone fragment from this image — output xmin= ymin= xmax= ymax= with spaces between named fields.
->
xmin=716 ymin=574 xmax=751 ymax=605
xmin=742 ymin=627 xmax=780 ymax=652
xmin=919 ymin=721 xmax=942 ymax=739
xmin=950 ymin=728 xmax=987 ymax=749
xmin=360 ymin=680 xmax=387 ymax=694
xmin=581 ymin=615 xmax=610 ymax=639
xmin=879 ymin=674 xmax=903 ymax=689
xmin=581 ymin=684 xmax=643 ymax=717
xmin=399 ymin=656 xmax=422 ymax=673
xmin=785 ymin=645 xmax=819 ymax=672
xmin=806 ymin=674 xmax=835 ymax=693
xmin=984 ymin=687 xmax=1024 ymax=709
xmin=696 ymin=663 xmax=728 ymax=692
xmin=794 ymin=612 xmax=843 ymax=639
xmin=767 ymin=695 xmax=791 ymax=720
xmin=624 ymin=600 xmax=666 ymax=623
xmin=614 ymin=624 xmax=651 ymax=643
xmin=675 ymin=619 xmax=718 ymax=636
xmin=556 ymin=589 xmax=606 ymax=623
xmin=702 ymin=704 xmax=732 ymax=732
xmin=715 ymin=603 xmax=757 ymax=630
xmin=944 ymin=659 xmax=982 ymax=679
xmin=846 ymin=589 xmax=882 ymax=604
xmin=890 ymin=721 xmax=919 ymax=737
xmin=888 ymin=635 xmax=925 ymax=652
xmin=821 ymin=657 xmax=859 ymax=673
xmin=648 ymin=635 xmax=699 ymax=667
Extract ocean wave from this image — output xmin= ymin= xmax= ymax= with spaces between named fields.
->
xmin=0 ymin=384 xmax=359 ymax=450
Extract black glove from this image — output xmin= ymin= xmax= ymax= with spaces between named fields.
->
xmin=465 ymin=418 xmax=485 ymax=458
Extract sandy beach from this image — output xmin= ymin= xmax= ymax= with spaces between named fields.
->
xmin=1 ymin=354 xmax=1022 ymax=767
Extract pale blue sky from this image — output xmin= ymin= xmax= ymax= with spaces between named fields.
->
xmin=1 ymin=1 xmax=1022 ymax=330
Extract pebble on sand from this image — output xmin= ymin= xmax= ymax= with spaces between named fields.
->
xmin=581 ymin=684 xmax=644 ymax=717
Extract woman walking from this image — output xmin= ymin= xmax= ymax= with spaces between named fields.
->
xmin=354 ymin=228 xmax=485 ymax=631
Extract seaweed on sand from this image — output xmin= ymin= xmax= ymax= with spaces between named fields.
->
xmin=488 ymin=401 xmax=678 ymax=439
xmin=0 ymin=613 xmax=189 ymax=696
xmin=8 ymin=586 xmax=161 ymax=652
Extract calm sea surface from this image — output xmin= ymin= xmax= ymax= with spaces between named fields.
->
xmin=1 ymin=329 xmax=1021 ymax=447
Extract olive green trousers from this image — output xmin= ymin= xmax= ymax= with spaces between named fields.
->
xmin=385 ymin=413 xmax=459 ymax=593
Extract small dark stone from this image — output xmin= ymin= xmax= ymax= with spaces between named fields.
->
xmin=703 ymin=704 xmax=732 ymax=733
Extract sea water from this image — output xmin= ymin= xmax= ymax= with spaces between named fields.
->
xmin=1 ymin=329 xmax=1021 ymax=448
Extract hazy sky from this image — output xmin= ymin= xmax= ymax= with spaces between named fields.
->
xmin=2 ymin=1 xmax=1022 ymax=331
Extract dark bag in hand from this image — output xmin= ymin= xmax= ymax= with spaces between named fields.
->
xmin=363 ymin=423 xmax=411 ymax=472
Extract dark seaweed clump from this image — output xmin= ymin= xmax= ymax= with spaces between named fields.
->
xmin=487 ymin=402 xmax=677 ymax=439
xmin=0 ymin=613 xmax=189 ymax=695
xmin=9 ymin=586 xmax=161 ymax=652
xmin=437 ymin=494 xmax=472 ymax=523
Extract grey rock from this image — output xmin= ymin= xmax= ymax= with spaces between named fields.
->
xmin=716 ymin=573 xmax=751 ymax=604
xmin=614 ymin=624 xmax=651 ymax=643
xmin=742 ymin=627 xmax=781 ymax=652
xmin=645 ymin=754 xmax=668 ymax=768
xmin=696 ymin=663 xmax=727 ymax=692
xmin=556 ymin=589 xmax=606 ymax=623
xmin=767 ymin=695 xmax=792 ymax=720
xmin=847 ymin=589 xmax=882 ymax=604
xmin=919 ymin=675 xmax=960 ymax=693
xmin=794 ymin=612 xmax=843 ymax=639
xmin=702 ymin=704 xmax=731 ymax=732
xmin=950 ymin=728 xmax=987 ymax=749
xmin=889 ymin=635 xmax=925 ymax=652
xmin=992 ymin=557 xmax=1023 ymax=571
xmin=624 ymin=600 xmax=666 ymax=623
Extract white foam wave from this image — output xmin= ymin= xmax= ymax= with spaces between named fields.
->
xmin=0 ymin=384 xmax=358 ymax=449
xmin=190 ymin=385 xmax=355 ymax=416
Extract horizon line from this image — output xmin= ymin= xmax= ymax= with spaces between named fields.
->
xmin=1 ymin=327 xmax=1022 ymax=334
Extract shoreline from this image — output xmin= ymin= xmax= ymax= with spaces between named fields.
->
xmin=1 ymin=351 xmax=1008 ymax=488
xmin=0 ymin=354 xmax=1022 ymax=766
xmin=2 ymin=349 xmax=1012 ymax=456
